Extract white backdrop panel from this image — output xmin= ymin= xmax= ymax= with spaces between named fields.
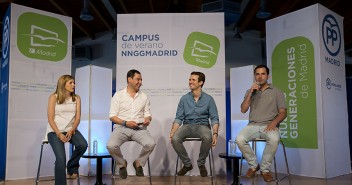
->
xmin=6 ymin=3 xmax=72 ymax=179
xmin=116 ymin=13 xmax=226 ymax=176
xmin=266 ymin=4 xmax=350 ymax=178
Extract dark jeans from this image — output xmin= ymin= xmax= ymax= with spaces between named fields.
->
xmin=47 ymin=130 xmax=88 ymax=185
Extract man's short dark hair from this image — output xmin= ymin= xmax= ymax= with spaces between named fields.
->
xmin=254 ymin=65 xmax=270 ymax=75
xmin=127 ymin=69 xmax=141 ymax=82
xmin=191 ymin=71 xmax=205 ymax=88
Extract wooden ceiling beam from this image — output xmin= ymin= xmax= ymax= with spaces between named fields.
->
xmin=49 ymin=0 xmax=95 ymax=39
xmin=0 ymin=0 xmax=12 ymax=3
xmin=323 ymin=0 xmax=339 ymax=10
xmin=270 ymin=0 xmax=300 ymax=18
xmin=149 ymin=0 xmax=155 ymax=13
xmin=235 ymin=0 xmax=260 ymax=33
xmin=259 ymin=0 xmax=301 ymax=37
xmin=240 ymin=0 xmax=259 ymax=32
xmin=118 ymin=0 xmax=128 ymax=13
xmin=90 ymin=1 xmax=112 ymax=31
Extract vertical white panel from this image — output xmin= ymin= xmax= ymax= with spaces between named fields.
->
xmin=230 ymin=66 xmax=255 ymax=172
xmin=6 ymin=3 xmax=72 ymax=180
xmin=75 ymin=66 xmax=92 ymax=175
xmin=230 ymin=66 xmax=255 ymax=121
xmin=75 ymin=66 xmax=91 ymax=120
xmin=266 ymin=5 xmax=325 ymax=177
xmin=91 ymin=66 xmax=112 ymax=120
xmin=266 ymin=3 xmax=350 ymax=178
xmin=230 ymin=66 xmax=255 ymax=142
xmin=90 ymin=66 xmax=112 ymax=174
xmin=76 ymin=65 xmax=112 ymax=175
xmin=318 ymin=4 xmax=351 ymax=178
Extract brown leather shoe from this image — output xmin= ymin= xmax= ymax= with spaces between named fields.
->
xmin=67 ymin=173 xmax=78 ymax=179
xmin=261 ymin=171 xmax=273 ymax=182
xmin=133 ymin=161 xmax=144 ymax=177
xmin=119 ymin=160 xmax=128 ymax=179
xmin=246 ymin=165 xmax=260 ymax=178
xmin=198 ymin=165 xmax=207 ymax=177
xmin=177 ymin=165 xmax=193 ymax=176
xmin=70 ymin=173 xmax=78 ymax=179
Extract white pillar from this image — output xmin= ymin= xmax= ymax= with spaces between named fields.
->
xmin=75 ymin=65 xmax=112 ymax=175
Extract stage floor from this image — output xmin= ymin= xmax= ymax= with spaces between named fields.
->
xmin=3 ymin=173 xmax=352 ymax=185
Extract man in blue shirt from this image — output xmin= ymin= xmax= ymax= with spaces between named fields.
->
xmin=170 ymin=71 xmax=219 ymax=177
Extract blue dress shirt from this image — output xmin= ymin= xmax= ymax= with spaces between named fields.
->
xmin=174 ymin=91 xmax=219 ymax=126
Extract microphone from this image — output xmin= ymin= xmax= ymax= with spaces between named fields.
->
xmin=251 ymin=90 xmax=257 ymax=97
xmin=251 ymin=82 xmax=261 ymax=96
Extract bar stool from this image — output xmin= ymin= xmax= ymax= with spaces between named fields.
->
xmin=238 ymin=139 xmax=291 ymax=185
xmin=35 ymin=141 xmax=80 ymax=185
xmin=112 ymin=140 xmax=152 ymax=185
xmin=174 ymin=138 xmax=215 ymax=185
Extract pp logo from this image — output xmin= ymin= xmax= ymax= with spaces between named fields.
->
xmin=17 ymin=12 xmax=68 ymax=61
xmin=183 ymin=32 xmax=220 ymax=68
xmin=326 ymin=78 xmax=331 ymax=89
xmin=322 ymin=14 xmax=341 ymax=56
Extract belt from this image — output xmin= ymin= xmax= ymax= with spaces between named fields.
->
xmin=183 ymin=123 xmax=210 ymax=127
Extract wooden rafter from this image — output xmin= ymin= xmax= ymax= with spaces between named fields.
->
xmin=49 ymin=0 xmax=95 ymax=39
xmin=238 ymin=0 xmax=260 ymax=32
xmin=118 ymin=0 xmax=128 ymax=13
xmin=90 ymin=1 xmax=112 ymax=31
xmin=149 ymin=0 xmax=155 ymax=13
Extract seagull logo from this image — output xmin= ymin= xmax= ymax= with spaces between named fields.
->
xmin=183 ymin=32 xmax=220 ymax=68
xmin=17 ymin=11 xmax=68 ymax=61
xmin=190 ymin=40 xmax=217 ymax=58
xmin=24 ymin=25 xmax=65 ymax=47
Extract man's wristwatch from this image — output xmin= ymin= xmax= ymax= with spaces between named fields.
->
xmin=122 ymin=120 xmax=126 ymax=127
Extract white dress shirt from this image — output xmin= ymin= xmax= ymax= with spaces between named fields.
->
xmin=109 ymin=87 xmax=151 ymax=127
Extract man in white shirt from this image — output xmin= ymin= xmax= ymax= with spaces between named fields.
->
xmin=107 ymin=69 xmax=155 ymax=179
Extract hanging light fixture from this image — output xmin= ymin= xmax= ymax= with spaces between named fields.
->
xmin=233 ymin=26 xmax=242 ymax=40
xmin=256 ymin=0 xmax=271 ymax=19
xmin=80 ymin=0 xmax=94 ymax=21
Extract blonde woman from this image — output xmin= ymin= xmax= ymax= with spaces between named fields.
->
xmin=45 ymin=75 xmax=87 ymax=185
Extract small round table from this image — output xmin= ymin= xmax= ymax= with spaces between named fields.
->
xmin=82 ymin=153 xmax=112 ymax=185
xmin=219 ymin=153 xmax=241 ymax=185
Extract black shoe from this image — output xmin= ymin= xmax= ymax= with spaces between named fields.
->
xmin=119 ymin=160 xmax=127 ymax=179
xmin=198 ymin=165 xmax=208 ymax=177
xmin=133 ymin=161 xmax=144 ymax=176
xmin=177 ymin=164 xmax=193 ymax=176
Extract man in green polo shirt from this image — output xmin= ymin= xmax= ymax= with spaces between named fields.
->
xmin=236 ymin=65 xmax=287 ymax=182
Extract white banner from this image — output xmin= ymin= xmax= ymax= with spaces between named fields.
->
xmin=6 ymin=3 xmax=72 ymax=179
xmin=266 ymin=4 xmax=350 ymax=178
xmin=116 ymin=13 xmax=226 ymax=176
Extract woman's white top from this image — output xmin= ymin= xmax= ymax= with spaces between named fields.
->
xmin=44 ymin=96 xmax=76 ymax=140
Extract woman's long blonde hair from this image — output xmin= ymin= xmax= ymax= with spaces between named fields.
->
xmin=55 ymin=75 xmax=77 ymax=104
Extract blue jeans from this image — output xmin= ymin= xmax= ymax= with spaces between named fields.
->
xmin=171 ymin=124 xmax=212 ymax=167
xmin=47 ymin=130 xmax=88 ymax=185
xmin=236 ymin=123 xmax=280 ymax=172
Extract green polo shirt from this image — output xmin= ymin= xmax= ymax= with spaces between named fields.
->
xmin=245 ymin=84 xmax=286 ymax=124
